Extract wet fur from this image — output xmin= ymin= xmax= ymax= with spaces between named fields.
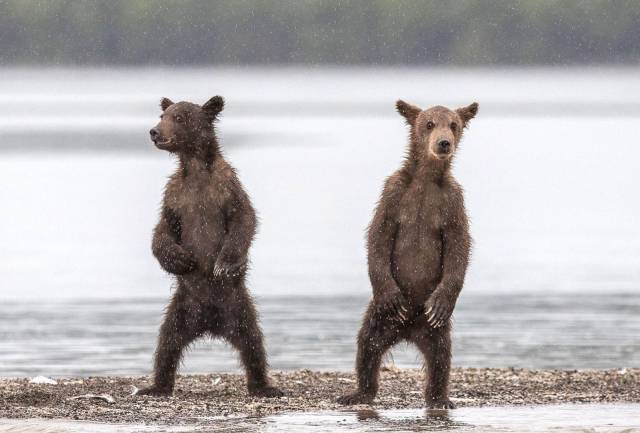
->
xmin=338 ymin=101 xmax=478 ymax=408
xmin=137 ymin=97 xmax=281 ymax=398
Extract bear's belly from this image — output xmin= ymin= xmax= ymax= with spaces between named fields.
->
xmin=391 ymin=225 xmax=442 ymax=305
xmin=179 ymin=211 xmax=226 ymax=275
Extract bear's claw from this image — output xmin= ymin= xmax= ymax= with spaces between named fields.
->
xmin=426 ymin=398 xmax=456 ymax=409
xmin=135 ymin=385 xmax=173 ymax=397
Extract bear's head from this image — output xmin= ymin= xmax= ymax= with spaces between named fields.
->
xmin=396 ymin=100 xmax=478 ymax=162
xmin=149 ymin=96 xmax=224 ymax=154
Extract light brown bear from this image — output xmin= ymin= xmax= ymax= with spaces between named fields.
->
xmin=338 ymin=100 xmax=478 ymax=409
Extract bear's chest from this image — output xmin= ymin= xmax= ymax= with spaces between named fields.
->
xmin=397 ymin=184 xmax=447 ymax=232
xmin=165 ymin=180 xmax=226 ymax=231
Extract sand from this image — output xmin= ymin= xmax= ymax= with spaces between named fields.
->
xmin=1 ymin=368 xmax=638 ymax=425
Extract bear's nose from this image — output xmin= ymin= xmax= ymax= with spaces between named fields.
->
xmin=438 ymin=140 xmax=451 ymax=153
xmin=149 ymin=128 xmax=160 ymax=140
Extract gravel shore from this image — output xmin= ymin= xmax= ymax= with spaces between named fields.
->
xmin=1 ymin=368 xmax=638 ymax=424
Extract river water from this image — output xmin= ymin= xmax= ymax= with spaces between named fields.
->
xmin=0 ymin=67 xmax=639 ymax=377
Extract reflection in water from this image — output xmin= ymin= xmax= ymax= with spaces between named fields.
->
xmin=425 ymin=408 xmax=458 ymax=427
xmin=1 ymin=404 xmax=639 ymax=432
xmin=356 ymin=407 xmax=467 ymax=431
xmin=355 ymin=408 xmax=380 ymax=421
xmin=257 ymin=405 xmax=640 ymax=433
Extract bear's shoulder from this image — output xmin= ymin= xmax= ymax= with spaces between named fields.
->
xmin=440 ymin=176 xmax=467 ymax=224
xmin=162 ymin=171 xmax=182 ymax=200
xmin=382 ymin=169 xmax=411 ymax=199
xmin=443 ymin=176 xmax=464 ymax=203
xmin=199 ymin=158 xmax=247 ymax=209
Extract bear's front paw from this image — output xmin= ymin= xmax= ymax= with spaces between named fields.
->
xmin=375 ymin=289 xmax=409 ymax=323
xmin=249 ymin=385 xmax=284 ymax=398
xmin=135 ymin=385 xmax=173 ymax=397
xmin=337 ymin=391 xmax=375 ymax=406
xmin=159 ymin=246 xmax=197 ymax=275
xmin=213 ymin=255 xmax=247 ymax=277
xmin=425 ymin=291 xmax=454 ymax=328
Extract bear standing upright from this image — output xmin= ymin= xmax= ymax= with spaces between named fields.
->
xmin=137 ymin=96 xmax=282 ymax=398
xmin=338 ymin=100 xmax=478 ymax=409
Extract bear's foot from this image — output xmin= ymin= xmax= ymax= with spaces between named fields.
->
xmin=135 ymin=385 xmax=173 ymax=397
xmin=337 ymin=391 xmax=375 ymax=405
xmin=249 ymin=385 xmax=284 ymax=398
xmin=426 ymin=397 xmax=455 ymax=409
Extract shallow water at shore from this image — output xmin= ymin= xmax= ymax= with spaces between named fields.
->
xmin=2 ymin=404 xmax=639 ymax=432
xmin=256 ymin=405 xmax=640 ymax=433
xmin=1 ymin=292 xmax=639 ymax=376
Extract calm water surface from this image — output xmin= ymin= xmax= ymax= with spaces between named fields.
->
xmin=0 ymin=293 xmax=639 ymax=376
xmin=2 ymin=404 xmax=640 ymax=432
xmin=0 ymin=67 xmax=639 ymax=377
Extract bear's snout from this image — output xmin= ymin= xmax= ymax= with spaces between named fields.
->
xmin=437 ymin=139 xmax=451 ymax=153
xmin=149 ymin=128 xmax=160 ymax=142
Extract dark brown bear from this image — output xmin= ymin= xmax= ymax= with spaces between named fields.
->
xmin=338 ymin=100 xmax=478 ymax=409
xmin=137 ymin=96 xmax=282 ymax=398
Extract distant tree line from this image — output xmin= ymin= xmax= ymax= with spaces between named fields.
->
xmin=1 ymin=0 xmax=639 ymax=65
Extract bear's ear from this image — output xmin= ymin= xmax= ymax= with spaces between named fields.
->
xmin=160 ymin=97 xmax=174 ymax=111
xmin=202 ymin=95 xmax=225 ymax=119
xmin=396 ymin=100 xmax=421 ymax=126
xmin=456 ymin=102 xmax=479 ymax=127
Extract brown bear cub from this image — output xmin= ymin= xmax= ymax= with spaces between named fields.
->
xmin=337 ymin=100 xmax=478 ymax=409
xmin=137 ymin=96 xmax=282 ymax=398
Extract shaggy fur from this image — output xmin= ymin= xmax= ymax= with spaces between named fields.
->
xmin=137 ymin=96 xmax=282 ymax=398
xmin=338 ymin=100 xmax=478 ymax=408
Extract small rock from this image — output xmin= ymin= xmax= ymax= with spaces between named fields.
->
xmin=451 ymin=397 xmax=476 ymax=403
xmin=29 ymin=376 xmax=57 ymax=385
xmin=68 ymin=394 xmax=115 ymax=404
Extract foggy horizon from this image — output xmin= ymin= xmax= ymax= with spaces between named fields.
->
xmin=2 ymin=0 xmax=640 ymax=67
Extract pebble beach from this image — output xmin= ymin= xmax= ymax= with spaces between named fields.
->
xmin=2 ymin=368 xmax=638 ymax=425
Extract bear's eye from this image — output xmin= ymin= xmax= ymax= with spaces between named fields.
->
xmin=450 ymin=122 xmax=458 ymax=132
xmin=426 ymin=121 xmax=435 ymax=130
xmin=175 ymin=115 xmax=184 ymax=123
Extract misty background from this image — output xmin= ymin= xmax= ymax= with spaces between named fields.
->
xmin=0 ymin=1 xmax=639 ymax=376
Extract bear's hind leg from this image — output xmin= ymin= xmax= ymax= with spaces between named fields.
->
xmin=337 ymin=303 xmax=402 ymax=405
xmin=222 ymin=292 xmax=283 ymax=398
xmin=411 ymin=322 xmax=454 ymax=409
xmin=137 ymin=290 xmax=205 ymax=396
